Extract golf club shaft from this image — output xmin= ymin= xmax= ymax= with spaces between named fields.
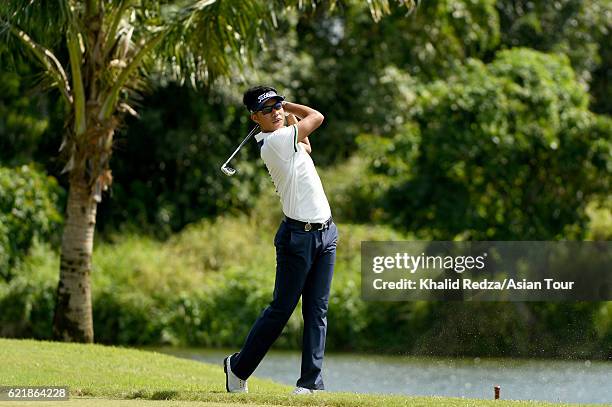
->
xmin=222 ymin=125 xmax=260 ymax=167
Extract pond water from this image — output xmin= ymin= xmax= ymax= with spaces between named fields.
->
xmin=156 ymin=348 xmax=612 ymax=404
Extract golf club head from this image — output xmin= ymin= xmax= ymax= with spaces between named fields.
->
xmin=220 ymin=125 xmax=259 ymax=177
xmin=221 ymin=164 xmax=236 ymax=176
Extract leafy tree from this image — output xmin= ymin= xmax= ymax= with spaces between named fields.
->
xmin=0 ymin=0 xmax=417 ymax=342
xmin=496 ymin=0 xmax=612 ymax=114
xmin=293 ymin=0 xmax=500 ymax=163
xmin=360 ymin=48 xmax=611 ymax=239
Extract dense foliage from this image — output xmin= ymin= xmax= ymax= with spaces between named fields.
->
xmin=496 ymin=0 xmax=612 ymax=114
xmin=290 ymin=0 xmax=501 ymax=163
xmin=0 ymin=45 xmax=50 ymax=166
xmin=357 ymin=48 xmax=611 ymax=239
xmin=0 ymin=166 xmax=63 ymax=281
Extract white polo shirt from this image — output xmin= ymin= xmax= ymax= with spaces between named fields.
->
xmin=254 ymin=124 xmax=332 ymax=223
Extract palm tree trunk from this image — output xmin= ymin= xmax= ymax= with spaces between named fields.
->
xmin=53 ymin=172 xmax=97 ymax=342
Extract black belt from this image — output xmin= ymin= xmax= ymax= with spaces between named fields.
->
xmin=284 ymin=216 xmax=333 ymax=231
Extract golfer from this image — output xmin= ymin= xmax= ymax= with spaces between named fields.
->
xmin=224 ymin=86 xmax=338 ymax=395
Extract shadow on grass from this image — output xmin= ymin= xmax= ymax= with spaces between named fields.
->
xmin=151 ymin=390 xmax=179 ymax=400
xmin=127 ymin=390 xmax=179 ymax=400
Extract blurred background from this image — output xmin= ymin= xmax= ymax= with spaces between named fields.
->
xmin=1 ymin=0 xmax=611 ymax=368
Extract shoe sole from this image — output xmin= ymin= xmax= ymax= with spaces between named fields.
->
xmin=223 ymin=356 xmax=229 ymax=392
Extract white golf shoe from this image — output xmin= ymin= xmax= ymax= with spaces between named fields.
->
xmin=291 ymin=386 xmax=316 ymax=395
xmin=223 ymin=354 xmax=248 ymax=393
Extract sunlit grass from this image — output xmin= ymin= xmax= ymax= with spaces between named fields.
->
xmin=0 ymin=339 xmax=593 ymax=407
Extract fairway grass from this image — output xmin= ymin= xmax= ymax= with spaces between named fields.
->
xmin=0 ymin=401 xmax=287 ymax=407
xmin=0 ymin=339 xmax=603 ymax=407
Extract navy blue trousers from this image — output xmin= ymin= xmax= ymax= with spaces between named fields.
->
xmin=230 ymin=219 xmax=338 ymax=390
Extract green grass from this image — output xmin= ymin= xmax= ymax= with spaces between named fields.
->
xmin=0 ymin=401 xmax=282 ymax=407
xmin=0 ymin=339 xmax=604 ymax=407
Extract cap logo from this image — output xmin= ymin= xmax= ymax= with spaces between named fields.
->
xmin=257 ymin=91 xmax=277 ymax=103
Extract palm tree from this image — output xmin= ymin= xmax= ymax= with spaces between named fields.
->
xmin=0 ymin=0 xmax=417 ymax=343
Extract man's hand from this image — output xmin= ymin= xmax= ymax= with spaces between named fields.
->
xmin=283 ymin=101 xmax=324 ymax=142
xmin=286 ymin=112 xmax=298 ymax=125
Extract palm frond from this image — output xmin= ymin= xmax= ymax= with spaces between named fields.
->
xmin=102 ymin=0 xmax=127 ymax=55
xmin=0 ymin=1 xmax=76 ymax=105
xmin=66 ymin=23 xmax=86 ymax=136
xmin=0 ymin=0 xmax=71 ymax=48
xmin=148 ymin=0 xmax=418 ymax=87
xmin=152 ymin=1 xmax=266 ymax=86
xmin=9 ymin=25 xmax=73 ymax=105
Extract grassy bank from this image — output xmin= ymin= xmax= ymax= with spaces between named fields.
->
xmin=0 ymin=339 xmax=601 ymax=407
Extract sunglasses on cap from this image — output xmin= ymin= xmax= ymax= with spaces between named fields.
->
xmin=258 ymin=102 xmax=283 ymax=115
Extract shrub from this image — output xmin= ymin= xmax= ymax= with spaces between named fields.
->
xmin=0 ymin=241 xmax=57 ymax=339
xmin=0 ymin=165 xmax=63 ymax=280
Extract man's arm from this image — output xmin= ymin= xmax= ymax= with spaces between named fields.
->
xmin=283 ymin=101 xmax=324 ymax=142
xmin=287 ymin=113 xmax=311 ymax=154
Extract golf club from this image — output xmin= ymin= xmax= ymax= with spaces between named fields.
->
xmin=220 ymin=125 xmax=260 ymax=176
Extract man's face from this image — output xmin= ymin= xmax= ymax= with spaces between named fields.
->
xmin=252 ymin=99 xmax=284 ymax=131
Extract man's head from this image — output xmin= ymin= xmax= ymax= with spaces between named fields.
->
xmin=243 ymin=86 xmax=286 ymax=132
